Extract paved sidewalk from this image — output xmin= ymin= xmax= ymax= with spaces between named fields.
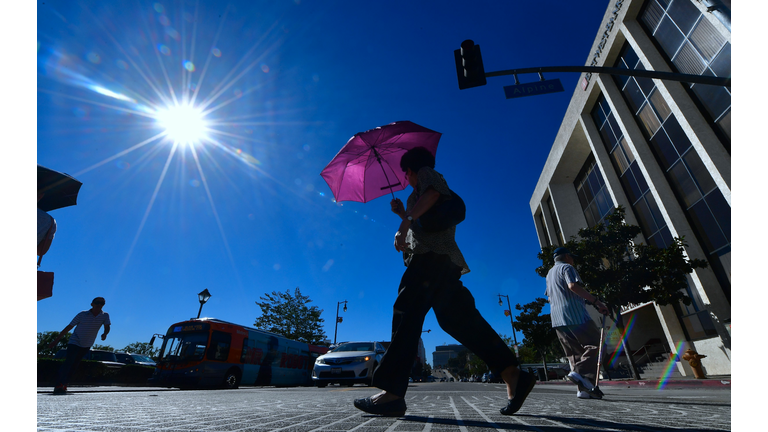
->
xmin=534 ymin=375 xmax=731 ymax=389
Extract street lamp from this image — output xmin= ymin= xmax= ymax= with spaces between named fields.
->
xmin=334 ymin=300 xmax=348 ymax=344
xmin=497 ymin=294 xmax=518 ymax=346
xmin=422 ymin=329 xmax=431 ymax=333
xmin=197 ymin=289 xmax=212 ymax=319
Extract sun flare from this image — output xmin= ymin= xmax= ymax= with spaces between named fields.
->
xmin=155 ymin=103 xmax=209 ymax=145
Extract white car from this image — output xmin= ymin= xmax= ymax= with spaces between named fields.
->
xmin=312 ymin=341 xmax=386 ymax=387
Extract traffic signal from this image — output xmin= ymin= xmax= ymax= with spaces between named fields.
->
xmin=454 ymin=39 xmax=487 ymax=90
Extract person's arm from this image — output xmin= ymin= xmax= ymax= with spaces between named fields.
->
xmin=101 ymin=324 xmax=110 ymax=341
xmin=394 ymin=188 xmax=441 ymax=252
xmin=568 ymin=282 xmax=609 ymax=315
xmin=48 ymin=324 xmax=75 ymax=349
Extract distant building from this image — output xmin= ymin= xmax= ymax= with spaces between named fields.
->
xmin=432 ymin=344 xmax=465 ymax=368
xmin=530 ymin=0 xmax=730 ymax=376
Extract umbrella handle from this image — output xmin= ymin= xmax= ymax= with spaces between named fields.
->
xmin=372 ymin=147 xmax=398 ymax=200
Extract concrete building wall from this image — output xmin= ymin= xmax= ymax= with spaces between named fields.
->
xmin=529 ymin=0 xmax=730 ymax=377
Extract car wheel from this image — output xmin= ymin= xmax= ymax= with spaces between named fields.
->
xmin=315 ymin=382 xmax=328 ymax=388
xmin=223 ymin=368 xmax=241 ymax=389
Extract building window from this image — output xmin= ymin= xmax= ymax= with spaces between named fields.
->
xmin=546 ymin=195 xmax=563 ymax=246
xmin=591 ymin=94 xmax=672 ymax=249
xmin=537 ymin=211 xmax=551 ymax=248
xmin=639 ymin=0 xmax=731 ymax=150
xmin=574 ymin=155 xmax=614 ymax=227
xmin=612 ymin=41 xmax=731 ymax=302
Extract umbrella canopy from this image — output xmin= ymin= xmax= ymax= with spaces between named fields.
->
xmin=320 ymin=121 xmax=441 ymax=203
xmin=37 ymin=165 xmax=83 ymax=212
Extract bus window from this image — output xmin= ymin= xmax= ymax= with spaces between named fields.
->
xmin=160 ymin=332 xmax=209 ymax=362
xmin=208 ymin=331 xmax=231 ymax=361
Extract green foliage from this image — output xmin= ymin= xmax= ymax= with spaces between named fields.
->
xmin=122 ymin=342 xmax=160 ymax=357
xmin=513 ymin=298 xmax=560 ymax=361
xmin=254 ymin=287 xmax=327 ymax=345
xmin=536 ymin=206 xmax=707 ymax=315
xmin=38 ymin=331 xmax=69 ymax=356
xmin=515 ymin=344 xmax=539 ymax=364
xmin=91 ymin=344 xmax=114 ymax=352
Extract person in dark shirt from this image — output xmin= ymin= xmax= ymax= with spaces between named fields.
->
xmin=353 ymin=147 xmax=535 ymax=417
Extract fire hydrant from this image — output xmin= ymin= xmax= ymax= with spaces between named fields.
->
xmin=681 ymin=349 xmax=707 ymax=379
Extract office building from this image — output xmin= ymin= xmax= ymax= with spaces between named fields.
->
xmin=432 ymin=344 xmax=466 ymax=369
xmin=530 ymin=0 xmax=730 ymax=376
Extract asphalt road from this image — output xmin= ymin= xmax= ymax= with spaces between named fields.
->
xmin=37 ymin=382 xmax=730 ymax=431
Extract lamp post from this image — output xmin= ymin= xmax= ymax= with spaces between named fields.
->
xmin=334 ymin=300 xmax=348 ymax=344
xmin=197 ymin=289 xmax=212 ymax=319
xmin=498 ymin=294 xmax=518 ymax=348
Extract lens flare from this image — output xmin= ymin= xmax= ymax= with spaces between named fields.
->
xmin=657 ymin=340 xmax=686 ymax=390
xmin=608 ymin=313 xmax=637 ymax=368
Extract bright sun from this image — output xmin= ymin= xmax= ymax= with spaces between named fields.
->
xmin=156 ymin=104 xmax=209 ymax=145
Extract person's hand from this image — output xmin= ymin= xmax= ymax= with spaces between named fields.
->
xmin=101 ymin=334 xmax=107 ymax=341
xmin=594 ymin=299 xmax=609 ymax=315
xmin=390 ymin=198 xmax=405 ymax=218
xmin=394 ymin=231 xmax=410 ymax=252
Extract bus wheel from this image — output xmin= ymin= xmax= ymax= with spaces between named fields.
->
xmin=223 ymin=369 xmax=241 ymax=389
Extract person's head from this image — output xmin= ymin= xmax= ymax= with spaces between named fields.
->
xmin=91 ymin=297 xmax=106 ymax=310
xmin=399 ymin=147 xmax=435 ymax=187
xmin=553 ymin=247 xmax=576 ymax=264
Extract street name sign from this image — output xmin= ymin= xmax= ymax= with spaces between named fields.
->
xmin=504 ymin=78 xmax=564 ymax=99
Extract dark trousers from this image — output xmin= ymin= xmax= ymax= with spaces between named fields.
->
xmin=555 ymin=320 xmax=601 ymax=387
xmin=371 ymin=251 xmax=519 ymax=397
xmin=55 ymin=344 xmax=90 ymax=387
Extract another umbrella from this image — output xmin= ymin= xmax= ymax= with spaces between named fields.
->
xmin=37 ymin=165 xmax=83 ymax=212
xmin=320 ymin=121 xmax=441 ymax=203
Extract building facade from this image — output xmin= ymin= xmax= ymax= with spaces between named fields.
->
xmin=530 ymin=0 xmax=730 ymax=376
xmin=432 ymin=344 xmax=466 ymax=369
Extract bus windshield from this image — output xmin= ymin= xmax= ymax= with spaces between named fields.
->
xmin=159 ymin=332 xmax=209 ymax=362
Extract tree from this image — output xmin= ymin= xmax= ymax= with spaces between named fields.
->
xmin=122 ymin=342 xmax=159 ymax=357
xmin=254 ymin=287 xmax=327 ymax=345
xmin=38 ymin=331 xmax=69 ymax=356
xmin=513 ymin=298 xmax=562 ymax=380
xmin=514 ymin=344 xmax=539 ymax=364
xmin=535 ymin=206 xmax=707 ymax=379
xmin=92 ymin=344 xmax=114 ymax=352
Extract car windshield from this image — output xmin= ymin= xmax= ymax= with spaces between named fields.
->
xmin=131 ymin=354 xmax=154 ymax=363
xmin=332 ymin=342 xmax=374 ymax=352
xmin=159 ymin=332 xmax=208 ymax=362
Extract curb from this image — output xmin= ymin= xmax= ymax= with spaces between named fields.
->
xmin=37 ymin=386 xmax=179 ymax=394
xmin=534 ymin=378 xmax=731 ymax=389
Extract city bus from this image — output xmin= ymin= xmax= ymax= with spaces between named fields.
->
xmin=148 ymin=318 xmax=329 ymax=389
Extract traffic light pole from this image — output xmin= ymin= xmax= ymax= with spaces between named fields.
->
xmin=455 ymin=39 xmax=730 ymax=89
xmin=485 ymin=65 xmax=730 ymax=87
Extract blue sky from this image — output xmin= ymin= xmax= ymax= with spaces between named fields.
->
xmin=26 ymin=0 xmax=741 ymax=368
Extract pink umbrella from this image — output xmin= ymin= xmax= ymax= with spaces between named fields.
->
xmin=320 ymin=121 xmax=441 ymax=203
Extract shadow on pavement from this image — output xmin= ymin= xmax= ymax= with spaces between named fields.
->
xmin=401 ymin=414 xmax=728 ymax=432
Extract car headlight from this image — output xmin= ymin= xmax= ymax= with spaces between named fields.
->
xmin=315 ymin=357 xmax=326 ymax=364
xmin=352 ymin=356 xmax=371 ymax=363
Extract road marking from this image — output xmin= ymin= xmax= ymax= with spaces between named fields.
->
xmin=448 ymin=396 xmax=468 ymax=432
xmin=461 ymin=395 xmax=545 ymax=432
